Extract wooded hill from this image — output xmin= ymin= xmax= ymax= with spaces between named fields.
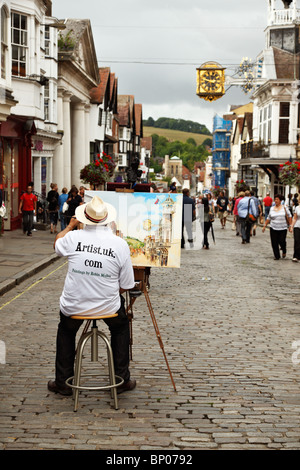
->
xmin=143 ymin=117 xmax=211 ymax=136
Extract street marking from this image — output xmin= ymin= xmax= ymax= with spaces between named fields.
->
xmin=0 ymin=261 xmax=67 ymax=311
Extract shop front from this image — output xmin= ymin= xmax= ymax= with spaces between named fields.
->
xmin=0 ymin=117 xmax=36 ymax=230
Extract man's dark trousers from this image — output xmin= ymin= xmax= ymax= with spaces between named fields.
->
xmin=240 ymin=217 xmax=252 ymax=243
xmin=55 ymin=296 xmax=130 ymax=388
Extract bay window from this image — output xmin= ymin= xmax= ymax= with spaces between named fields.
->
xmin=11 ymin=12 xmax=28 ymax=77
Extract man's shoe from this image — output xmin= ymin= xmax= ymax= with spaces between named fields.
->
xmin=117 ymin=379 xmax=136 ymax=394
xmin=47 ymin=380 xmax=72 ymax=396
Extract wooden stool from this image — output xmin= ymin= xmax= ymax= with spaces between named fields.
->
xmin=65 ymin=314 xmax=124 ymax=412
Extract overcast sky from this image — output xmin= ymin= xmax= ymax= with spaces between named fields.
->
xmin=53 ymin=0 xmax=270 ymax=132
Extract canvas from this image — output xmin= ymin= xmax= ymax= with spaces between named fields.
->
xmin=85 ymin=191 xmax=183 ymax=268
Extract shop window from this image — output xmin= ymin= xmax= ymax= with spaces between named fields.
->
xmin=11 ymin=12 xmax=28 ymax=77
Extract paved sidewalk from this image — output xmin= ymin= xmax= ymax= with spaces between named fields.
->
xmin=0 ymin=221 xmax=300 ymax=450
xmin=0 ymin=229 xmax=59 ymax=296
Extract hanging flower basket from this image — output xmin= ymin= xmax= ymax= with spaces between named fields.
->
xmin=235 ymin=180 xmax=249 ymax=193
xmin=279 ymin=161 xmax=300 ymax=187
xmin=80 ymin=153 xmax=116 ymax=187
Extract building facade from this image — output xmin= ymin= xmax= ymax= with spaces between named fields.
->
xmin=0 ymin=0 xmax=59 ymax=230
xmin=240 ymin=0 xmax=300 ymax=197
xmin=52 ymin=18 xmax=99 ymax=192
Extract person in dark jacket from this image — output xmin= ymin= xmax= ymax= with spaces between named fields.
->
xmin=47 ymin=183 xmax=59 ymax=234
xmin=181 ymin=188 xmax=195 ymax=248
xmin=65 ymin=186 xmax=83 ymax=225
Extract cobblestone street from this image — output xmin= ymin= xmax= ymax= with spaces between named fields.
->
xmin=1 ymin=221 xmax=300 ymax=451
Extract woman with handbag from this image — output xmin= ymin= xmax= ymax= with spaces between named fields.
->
xmin=262 ymin=194 xmax=292 ymax=260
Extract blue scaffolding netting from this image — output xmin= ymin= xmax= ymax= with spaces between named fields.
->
xmin=212 ymin=115 xmax=232 ymax=188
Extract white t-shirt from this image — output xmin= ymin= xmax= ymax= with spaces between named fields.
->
xmin=267 ymin=205 xmax=291 ymax=231
xmin=294 ymin=206 xmax=300 ymax=229
xmin=55 ymin=225 xmax=135 ymax=317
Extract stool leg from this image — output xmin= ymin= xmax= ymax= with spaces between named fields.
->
xmin=97 ymin=331 xmax=119 ymax=410
xmin=73 ymin=331 xmax=92 ymax=412
xmin=91 ymin=326 xmax=98 ymax=362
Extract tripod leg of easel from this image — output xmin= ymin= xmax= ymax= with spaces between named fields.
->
xmin=126 ymin=295 xmax=136 ymax=361
xmin=143 ymin=288 xmax=176 ymax=392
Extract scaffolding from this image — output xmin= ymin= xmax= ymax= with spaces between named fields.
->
xmin=212 ymin=115 xmax=232 ymax=188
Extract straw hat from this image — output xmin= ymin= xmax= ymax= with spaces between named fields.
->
xmin=75 ymin=196 xmax=116 ymax=226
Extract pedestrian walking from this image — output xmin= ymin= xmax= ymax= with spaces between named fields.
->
xmin=65 ymin=186 xmax=83 ymax=226
xmin=212 ymin=194 xmax=218 ymax=216
xmin=202 ymin=197 xmax=213 ymax=249
xmin=233 ymin=191 xmax=245 ymax=237
xmin=250 ymin=190 xmax=262 ymax=237
xmin=237 ymin=190 xmax=258 ymax=244
xmin=48 ymin=196 xmax=136 ymax=396
xmin=58 ymin=187 xmax=68 ymax=231
xmin=19 ymin=184 xmax=37 ymax=237
xmin=263 ymin=192 xmax=273 ymax=221
xmin=47 ymin=183 xmax=59 ymax=234
xmin=79 ymin=186 xmax=86 ymax=202
xmin=216 ymin=191 xmax=229 ymax=228
xmin=290 ymin=203 xmax=300 ymax=262
xmin=262 ymin=194 xmax=292 ymax=260
xmin=292 ymin=193 xmax=299 ymax=212
xmin=169 ymin=181 xmax=177 ymax=193
xmin=207 ymin=192 xmax=214 ymax=214
xmin=181 ymin=188 xmax=195 ymax=249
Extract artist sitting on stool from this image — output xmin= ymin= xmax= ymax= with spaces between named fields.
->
xmin=48 ymin=196 xmax=136 ymax=396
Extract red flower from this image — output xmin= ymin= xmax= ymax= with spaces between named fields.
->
xmin=95 ymin=160 xmax=100 ymax=167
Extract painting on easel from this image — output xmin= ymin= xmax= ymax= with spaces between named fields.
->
xmin=85 ymin=191 xmax=183 ymax=268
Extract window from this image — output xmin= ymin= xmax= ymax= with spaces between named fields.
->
xmin=98 ymin=108 xmax=103 ymax=126
xmin=44 ymin=83 xmax=49 ymax=121
xmin=1 ymin=6 xmax=8 ymax=79
xmin=259 ymin=104 xmax=272 ymax=144
xmin=44 ymin=25 xmax=50 ymax=56
xmin=279 ymin=102 xmax=290 ymax=144
xmin=106 ymin=112 xmax=112 ymax=129
xmin=11 ymin=12 xmax=28 ymax=77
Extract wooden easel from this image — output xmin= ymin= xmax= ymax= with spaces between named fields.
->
xmin=110 ymin=187 xmax=176 ymax=391
xmin=125 ymin=266 xmax=177 ymax=392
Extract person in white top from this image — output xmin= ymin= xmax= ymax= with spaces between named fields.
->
xmin=291 ymin=205 xmax=300 ymax=261
xmin=48 ymin=196 xmax=136 ymax=396
xmin=262 ymin=194 xmax=292 ymax=260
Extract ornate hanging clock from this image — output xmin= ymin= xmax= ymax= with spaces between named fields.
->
xmin=196 ymin=62 xmax=226 ymax=102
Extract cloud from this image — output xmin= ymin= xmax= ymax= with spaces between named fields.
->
xmin=53 ymin=0 xmax=269 ymax=129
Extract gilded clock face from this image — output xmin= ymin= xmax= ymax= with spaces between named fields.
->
xmin=200 ymin=70 xmax=223 ymax=92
